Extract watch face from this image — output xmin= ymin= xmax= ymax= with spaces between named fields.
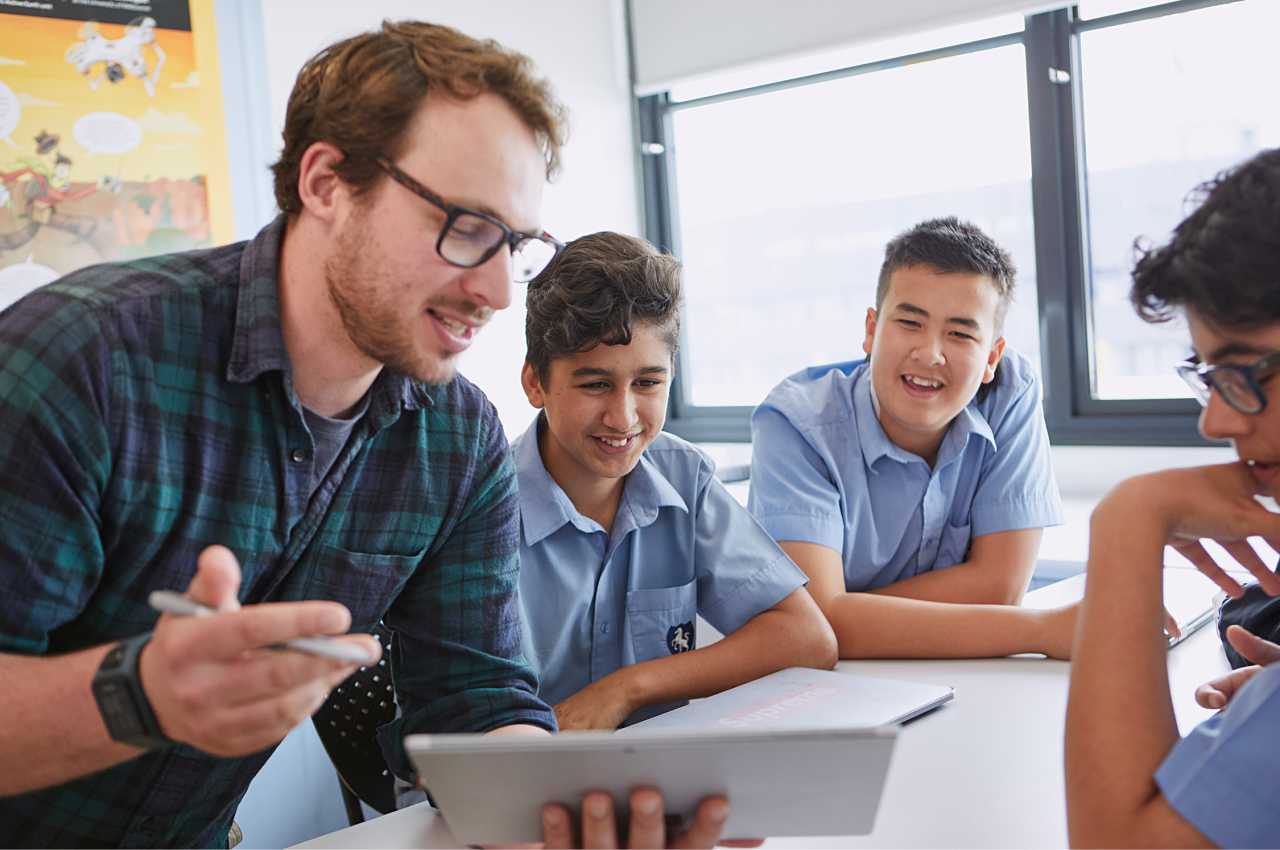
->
xmin=94 ymin=678 xmax=147 ymax=739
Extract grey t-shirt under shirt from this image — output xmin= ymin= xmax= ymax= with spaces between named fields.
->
xmin=303 ymin=392 xmax=371 ymax=498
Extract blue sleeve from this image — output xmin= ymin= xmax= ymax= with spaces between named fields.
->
xmin=1154 ymin=664 xmax=1280 ymax=848
xmin=969 ymin=369 xmax=1063 ymax=538
xmin=692 ymin=466 xmax=808 ymax=636
xmin=747 ymin=404 xmax=845 ymax=553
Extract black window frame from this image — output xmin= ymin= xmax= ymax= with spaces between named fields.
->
xmin=639 ymin=0 xmax=1239 ymax=447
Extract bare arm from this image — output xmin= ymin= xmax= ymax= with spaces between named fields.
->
xmin=554 ymin=587 xmax=837 ymax=730
xmin=780 ymin=540 xmax=1074 ymax=659
xmin=868 ymin=528 xmax=1042 ymax=605
xmin=1065 ymin=477 xmax=1213 ymax=848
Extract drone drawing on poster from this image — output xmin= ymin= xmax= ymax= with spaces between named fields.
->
xmin=0 ymin=0 xmax=233 ymax=310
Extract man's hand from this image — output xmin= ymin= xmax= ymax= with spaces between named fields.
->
xmin=1194 ymin=625 xmax=1280 ymax=709
xmin=541 ymin=787 xmax=757 ymax=849
xmin=1113 ymin=463 xmax=1280 ymax=598
xmin=554 ymin=675 xmax=637 ymax=731
xmin=138 ymin=545 xmax=381 ymax=756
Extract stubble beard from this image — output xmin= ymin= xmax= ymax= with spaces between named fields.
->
xmin=324 ymin=216 xmax=456 ymax=386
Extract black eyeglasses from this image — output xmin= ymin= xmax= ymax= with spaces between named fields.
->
xmin=1176 ymin=351 xmax=1280 ymax=415
xmin=374 ymin=158 xmax=563 ymax=283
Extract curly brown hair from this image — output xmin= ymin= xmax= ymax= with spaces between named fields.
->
xmin=271 ymin=20 xmax=567 ymax=216
xmin=525 ymin=232 xmax=682 ymax=382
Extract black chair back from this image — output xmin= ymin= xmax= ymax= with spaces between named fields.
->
xmin=312 ymin=623 xmax=398 ymax=823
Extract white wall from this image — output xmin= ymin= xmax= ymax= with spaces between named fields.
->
xmin=260 ymin=0 xmax=641 ymax=441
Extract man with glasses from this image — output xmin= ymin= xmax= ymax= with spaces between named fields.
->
xmin=0 ymin=21 xmax=730 ymax=849
xmin=1065 ymin=147 xmax=1280 ymax=848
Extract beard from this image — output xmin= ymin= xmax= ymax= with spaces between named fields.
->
xmin=324 ymin=212 xmax=472 ymax=386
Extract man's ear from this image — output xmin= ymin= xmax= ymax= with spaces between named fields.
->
xmin=521 ymin=361 xmax=546 ymax=409
xmin=983 ymin=337 xmax=1007 ymax=384
xmin=862 ymin=308 xmax=878 ymax=357
xmin=296 ymin=141 xmax=349 ymax=224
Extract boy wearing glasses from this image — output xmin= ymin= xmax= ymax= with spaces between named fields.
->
xmin=749 ymin=217 xmax=1079 ymax=659
xmin=1066 ymin=148 xmax=1280 ymax=848
xmin=513 ymin=231 xmax=837 ymax=730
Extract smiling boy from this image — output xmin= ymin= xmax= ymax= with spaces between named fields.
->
xmin=750 ymin=217 xmax=1077 ymax=658
xmin=512 ymin=231 xmax=836 ymax=730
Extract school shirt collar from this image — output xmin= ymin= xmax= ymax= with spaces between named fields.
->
xmin=852 ymin=364 xmax=996 ymax=471
xmin=515 ymin=414 xmax=687 ymax=547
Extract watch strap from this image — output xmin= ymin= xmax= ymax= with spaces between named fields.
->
xmin=92 ymin=631 xmax=172 ymax=750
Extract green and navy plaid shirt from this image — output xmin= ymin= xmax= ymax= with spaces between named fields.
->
xmin=0 ymin=217 xmax=554 ymax=848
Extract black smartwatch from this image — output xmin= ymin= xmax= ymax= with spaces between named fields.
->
xmin=92 ymin=632 xmax=172 ymax=750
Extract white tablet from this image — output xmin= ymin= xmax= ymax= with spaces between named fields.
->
xmin=405 ymin=726 xmax=897 ymax=845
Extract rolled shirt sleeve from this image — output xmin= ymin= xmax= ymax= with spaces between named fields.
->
xmin=969 ymin=364 xmax=1063 ymax=538
xmin=748 ymin=404 xmax=845 ymax=553
xmin=693 ymin=469 xmax=808 ymax=636
xmin=1154 ymin=663 xmax=1280 ymax=848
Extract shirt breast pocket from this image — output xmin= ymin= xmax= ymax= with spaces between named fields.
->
xmin=935 ymin=520 xmax=973 ymax=569
xmin=308 ymin=543 xmax=423 ymax=631
xmin=625 ymin=579 xmax=698 ymax=664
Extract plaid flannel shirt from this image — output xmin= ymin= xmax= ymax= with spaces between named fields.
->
xmin=0 ymin=217 xmax=553 ymax=848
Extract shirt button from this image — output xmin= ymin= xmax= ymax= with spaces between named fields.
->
xmin=600 ymin=623 xmax=610 ymax=635
xmin=290 ymin=448 xmax=307 ymax=463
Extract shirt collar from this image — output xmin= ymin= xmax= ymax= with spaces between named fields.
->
xmin=225 ymin=216 xmax=432 ymax=425
xmin=853 ymin=365 xmax=997 ymax=469
xmin=514 ymin=415 xmax=688 ymax=546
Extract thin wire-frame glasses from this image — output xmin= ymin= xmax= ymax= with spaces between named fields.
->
xmin=375 ymin=158 xmax=563 ymax=283
xmin=1175 ymin=351 xmax=1280 ymax=415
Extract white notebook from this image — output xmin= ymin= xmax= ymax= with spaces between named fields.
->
xmin=623 ymin=666 xmax=953 ymax=733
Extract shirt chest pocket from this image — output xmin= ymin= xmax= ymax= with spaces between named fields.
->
xmin=625 ymin=578 xmax=698 ymax=663
xmin=307 ymin=543 xmax=423 ymax=631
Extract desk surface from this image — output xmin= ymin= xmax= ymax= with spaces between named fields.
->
xmin=293 ymin=580 xmax=1229 ymax=850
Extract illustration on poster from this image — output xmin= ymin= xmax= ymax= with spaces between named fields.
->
xmin=65 ymin=17 xmax=165 ymax=97
xmin=0 ymin=80 xmax=18 ymax=147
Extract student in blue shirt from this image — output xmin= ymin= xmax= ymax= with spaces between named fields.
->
xmin=749 ymin=217 xmax=1079 ymax=658
xmin=513 ymin=231 xmax=837 ymax=730
xmin=1066 ymin=148 xmax=1280 ymax=848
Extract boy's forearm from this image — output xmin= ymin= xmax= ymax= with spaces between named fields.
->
xmin=615 ymin=604 xmax=836 ymax=710
xmin=1065 ymin=482 xmax=1182 ymax=846
xmin=823 ymin=592 xmax=1057 ymax=658
xmin=868 ymin=560 xmax=1023 ymax=605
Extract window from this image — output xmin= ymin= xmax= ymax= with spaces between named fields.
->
xmin=639 ymin=0 xmax=1276 ymax=445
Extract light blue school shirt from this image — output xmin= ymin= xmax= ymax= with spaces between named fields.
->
xmin=1155 ymin=662 xmax=1280 ymax=847
xmin=748 ymin=350 xmax=1062 ymax=591
xmin=513 ymin=415 xmax=807 ymax=721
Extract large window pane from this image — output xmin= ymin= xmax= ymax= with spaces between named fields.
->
xmin=671 ymin=45 xmax=1038 ymax=408
xmin=1080 ymin=0 xmax=1280 ymax=400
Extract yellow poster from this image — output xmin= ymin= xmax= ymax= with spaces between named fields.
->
xmin=0 ymin=0 xmax=232 ymax=307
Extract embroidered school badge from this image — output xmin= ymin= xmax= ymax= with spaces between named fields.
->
xmin=666 ymin=621 xmax=694 ymax=654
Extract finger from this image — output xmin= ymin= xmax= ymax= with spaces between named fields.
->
xmin=673 ymin=796 xmax=728 ymax=850
xmin=1220 ymin=540 xmax=1280 ymax=596
xmin=1194 ymin=666 xmax=1260 ymax=709
xmin=187 ymin=545 xmax=243 ymax=612
xmin=1170 ymin=540 xmax=1246 ymax=598
xmin=542 ymin=804 xmax=575 ymax=850
xmin=1193 ymin=681 xmax=1228 ymax=709
xmin=202 ymin=676 xmax=335 ymax=755
xmin=1163 ymin=607 xmax=1180 ymax=639
xmin=1226 ymin=624 xmax=1280 ymax=666
xmin=626 ymin=787 xmax=664 ymax=850
xmin=579 ymin=791 xmax=618 ymax=850
xmin=220 ymin=648 xmax=361 ymax=707
xmin=170 ymin=601 xmax=355 ymax=660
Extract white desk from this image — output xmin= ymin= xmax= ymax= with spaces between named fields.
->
xmin=293 ymin=582 xmax=1230 ymax=850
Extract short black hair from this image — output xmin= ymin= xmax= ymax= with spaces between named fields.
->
xmin=525 ymin=231 xmax=682 ymax=382
xmin=876 ymin=216 xmax=1016 ymax=330
xmin=1131 ymin=147 xmax=1280 ymax=330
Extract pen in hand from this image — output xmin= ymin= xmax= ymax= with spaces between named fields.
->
xmin=148 ymin=590 xmax=375 ymax=664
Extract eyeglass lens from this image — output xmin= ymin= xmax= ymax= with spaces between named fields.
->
xmin=439 ymin=212 xmax=557 ymax=282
